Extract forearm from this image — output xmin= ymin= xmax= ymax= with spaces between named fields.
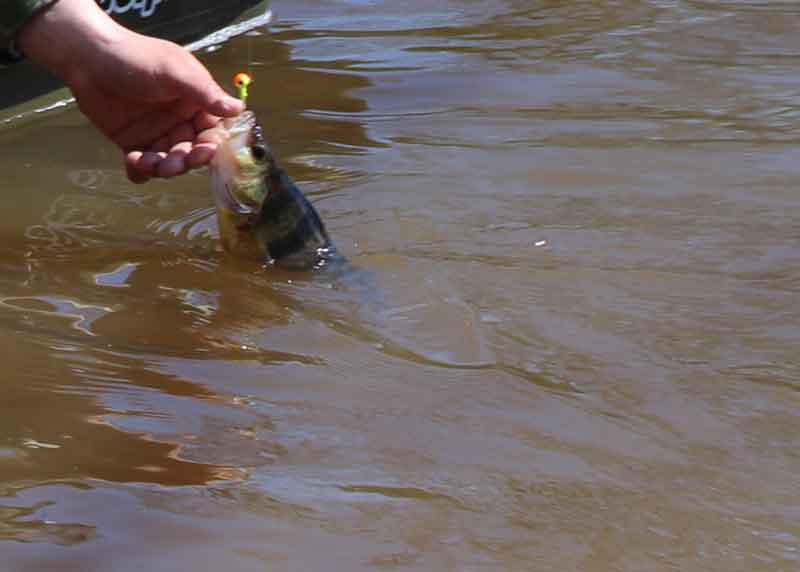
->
xmin=1 ymin=0 xmax=58 ymax=53
xmin=1 ymin=0 xmax=53 ymax=64
xmin=4 ymin=0 xmax=242 ymax=182
xmin=15 ymin=0 xmax=124 ymax=81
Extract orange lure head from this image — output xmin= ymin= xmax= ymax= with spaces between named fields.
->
xmin=233 ymin=72 xmax=253 ymax=103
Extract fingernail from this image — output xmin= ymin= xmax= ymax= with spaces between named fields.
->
xmin=221 ymin=96 xmax=245 ymax=115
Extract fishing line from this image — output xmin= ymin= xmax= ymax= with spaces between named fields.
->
xmin=233 ymin=33 xmax=255 ymax=105
xmin=233 ymin=10 xmax=274 ymax=104
xmin=247 ymin=32 xmax=253 ymax=77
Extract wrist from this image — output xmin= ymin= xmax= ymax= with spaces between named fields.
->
xmin=17 ymin=0 xmax=124 ymax=82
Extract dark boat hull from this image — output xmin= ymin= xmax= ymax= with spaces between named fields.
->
xmin=1 ymin=0 xmax=269 ymax=114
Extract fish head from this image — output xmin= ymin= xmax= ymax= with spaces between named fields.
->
xmin=209 ymin=111 xmax=277 ymax=225
xmin=208 ymin=111 xmax=337 ymax=266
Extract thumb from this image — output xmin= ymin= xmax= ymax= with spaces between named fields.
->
xmin=193 ymin=81 xmax=245 ymax=117
xmin=166 ymin=50 xmax=245 ymax=117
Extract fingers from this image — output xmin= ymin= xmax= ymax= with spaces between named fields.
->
xmin=125 ymin=141 xmax=218 ymax=183
xmin=149 ymin=122 xmax=196 ymax=153
xmin=163 ymin=47 xmax=244 ymax=118
xmin=205 ymin=94 xmax=245 ymax=118
xmin=121 ymin=109 xmax=226 ymax=182
xmin=185 ymin=143 xmax=218 ymax=171
xmin=113 ymin=99 xmax=199 ymax=152
xmin=152 ymin=141 xmax=189 ymax=178
xmin=196 ymin=125 xmax=227 ymax=147
xmin=126 ymin=150 xmax=166 ymax=184
xmin=155 ymin=140 xmax=217 ymax=178
xmin=194 ymin=111 xmax=222 ymax=132
xmin=137 ymin=111 xmax=223 ymax=154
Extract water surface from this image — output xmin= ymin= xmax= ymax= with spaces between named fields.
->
xmin=1 ymin=1 xmax=799 ymax=570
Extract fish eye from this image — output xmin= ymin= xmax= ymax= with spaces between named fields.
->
xmin=251 ymin=144 xmax=268 ymax=162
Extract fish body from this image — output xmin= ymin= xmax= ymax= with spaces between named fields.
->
xmin=209 ymin=111 xmax=338 ymax=269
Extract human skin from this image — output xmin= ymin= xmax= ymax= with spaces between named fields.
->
xmin=17 ymin=0 xmax=245 ymax=183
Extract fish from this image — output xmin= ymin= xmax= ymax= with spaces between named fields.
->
xmin=205 ymin=115 xmax=489 ymax=368
xmin=207 ymin=111 xmax=339 ymax=270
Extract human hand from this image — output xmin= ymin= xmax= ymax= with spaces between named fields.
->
xmin=68 ymin=30 xmax=245 ymax=184
xmin=18 ymin=0 xmax=244 ymax=183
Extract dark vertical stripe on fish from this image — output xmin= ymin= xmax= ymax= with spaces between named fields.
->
xmin=253 ymin=169 xmax=332 ymax=260
xmin=266 ymin=210 xmax=321 ymax=260
xmin=257 ymin=179 xmax=299 ymax=226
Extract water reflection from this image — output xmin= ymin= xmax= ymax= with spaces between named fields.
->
xmin=1 ymin=1 xmax=800 ymax=570
xmin=0 ymin=499 xmax=96 ymax=546
xmin=0 ymin=20 xmax=382 ymax=498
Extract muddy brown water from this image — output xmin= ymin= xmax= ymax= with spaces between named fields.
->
xmin=1 ymin=1 xmax=799 ymax=570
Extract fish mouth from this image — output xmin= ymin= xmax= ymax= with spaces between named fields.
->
xmin=221 ymin=110 xmax=257 ymax=138
xmin=210 ymin=111 xmax=260 ymax=215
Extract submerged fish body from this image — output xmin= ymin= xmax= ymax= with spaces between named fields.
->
xmin=209 ymin=111 xmax=337 ymax=269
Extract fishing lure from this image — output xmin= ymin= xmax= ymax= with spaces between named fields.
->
xmin=233 ymin=72 xmax=252 ymax=104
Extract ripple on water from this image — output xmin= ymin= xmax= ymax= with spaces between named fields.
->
xmin=1 ymin=0 xmax=800 ymax=570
